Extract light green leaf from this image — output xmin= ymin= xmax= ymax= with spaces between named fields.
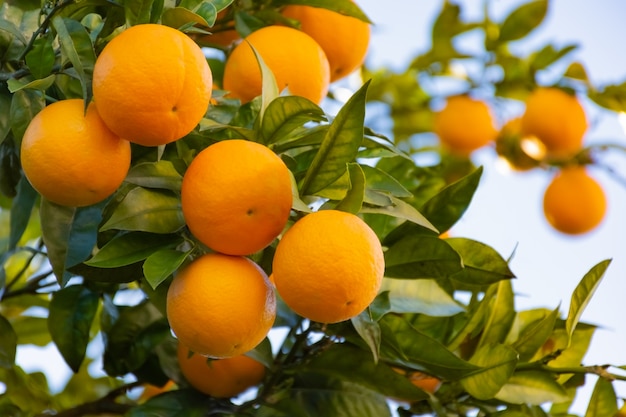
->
xmin=478 ymin=280 xmax=515 ymax=348
xmin=25 ymin=36 xmax=55 ymax=79
xmin=565 ymin=259 xmax=611 ymax=345
xmin=300 ymin=81 xmax=369 ymax=195
xmin=7 ymin=74 xmax=55 ymax=92
xmin=381 ymin=278 xmax=464 ymax=317
xmin=361 ymin=193 xmax=437 ymax=231
xmin=495 ymin=370 xmax=570 ymax=405
xmin=86 ymin=232 xmax=183 ymax=268
xmin=585 ymin=377 xmax=618 ymax=417
xmin=11 ymin=315 xmax=50 ymax=346
xmin=162 ymin=7 xmax=209 ymax=28
xmin=335 ymin=163 xmax=365 ymax=214
xmin=511 ymin=307 xmax=559 ymax=362
xmin=446 ymin=238 xmax=516 ymax=286
xmin=125 ymin=160 xmax=183 ymax=191
xmin=250 ymin=42 xmax=279 ymax=122
xmin=384 ymin=234 xmax=463 ymax=279
xmin=498 ymin=0 xmax=548 ymax=42
xmin=244 ymin=337 xmax=274 ymax=369
xmin=100 ymin=187 xmax=185 ymax=234
xmin=351 ymin=310 xmax=381 ymax=363
xmin=143 ymin=249 xmax=190 ymax=290
xmin=261 ymin=96 xmax=326 ymax=145
xmin=460 ymin=343 xmax=518 ymax=400
xmin=10 ymin=88 xmax=45 ymax=141
xmin=48 ymin=285 xmax=100 ymax=373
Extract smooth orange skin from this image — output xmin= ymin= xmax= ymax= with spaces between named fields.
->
xmin=20 ymin=99 xmax=131 ymax=207
xmin=177 ymin=343 xmax=265 ymax=398
xmin=92 ymin=24 xmax=212 ymax=146
xmin=521 ymin=87 xmax=588 ymax=158
xmin=272 ymin=210 xmax=384 ymax=324
xmin=543 ymin=166 xmax=607 ymax=235
xmin=433 ymin=95 xmax=498 ymax=155
xmin=281 ymin=3 xmax=370 ymax=82
xmin=223 ymin=25 xmax=330 ymax=104
xmin=181 ymin=139 xmax=293 ymax=256
xmin=166 ymin=253 xmax=276 ymax=358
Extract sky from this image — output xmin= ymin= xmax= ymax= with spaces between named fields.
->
xmin=354 ymin=0 xmax=626 ymax=410
xmin=10 ymin=0 xmax=626 ymax=412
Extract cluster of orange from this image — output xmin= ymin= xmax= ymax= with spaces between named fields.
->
xmin=433 ymin=88 xmax=607 ymax=235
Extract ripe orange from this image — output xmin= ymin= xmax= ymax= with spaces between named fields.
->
xmin=20 ymin=99 xmax=131 ymax=207
xmin=392 ymin=367 xmax=441 ymax=394
xmin=222 ymin=25 xmax=330 ymax=104
xmin=542 ymin=166 xmax=607 ymax=235
xmin=433 ymin=95 xmax=498 ymax=155
xmin=281 ymin=2 xmax=370 ymax=82
xmin=181 ymin=139 xmax=293 ymax=256
xmin=166 ymin=253 xmax=276 ymax=358
xmin=272 ymin=210 xmax=384 ymax=324
xmin=177 ymin=343 xmax=265 ymax=398
xmin=521 ymin=87 xmax=587 ymax=158
xmin=92 ymin=24 xmax=212 ymax=147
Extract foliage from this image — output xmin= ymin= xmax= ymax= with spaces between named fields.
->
xmin=0 ymin=0 xmax=625 ymax=416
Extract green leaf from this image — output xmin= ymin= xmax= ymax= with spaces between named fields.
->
xmin=565 ymin=259 xmax=611 ymax=345
xmin=162 ymin=7 xmax=209 ymax=28
xmin=498 ymin=0 xmax=548 ymax=42
xmin=9 ymin=176 xmax=37 ymax=250
xmin=249 ymin=42 xmax=279 ymax=122
xmin=143 ymin=249 xmax=190 ymax=290
xmin=380 ymin=314 xmax=480 ymax=380
xmin=273 ymin=0 xmax=371 ymax=23
xmin=51 ymin=17 xmax=96 ymax=101
xmin=100 ymin=187 xmax=185 ymax=234
xmin=361 ymin=193 xmax=437 ymax=231
xmin=125 ymin=160 xmax=183 ymax=191
xmin=127 ymin=389 xmax=213 ymax=417
xmin=303 ymin=344 xmax=426 ymax=403
xmin=511 ymin=307 xmax=559 ymax=362
xmin=124 ymin=0 xmax=156 ymax=25
xmin=244 ymin=337 xmax=274 ymax=369
xmin=300 ymin=81 xmax=369 ymax=195
xmin=48 ymin=285 xmax=100 ymax=373
xmin=85 ymin=232 xmax=183 ymax=268
xmin=589 ymin=81 xmax=626 ymax=112
xmin=9 ymin=89 xmax=44 ymax=142
xmin=495 ymin=370 xmax=570 ymax=405
xmin=261 ymin=96 xmax=326 ymax=145
xmin=351 ymin=310 xmax=381 ymax=363
xmin=446 ymin=238 xmax=516 ymax=286
xmin=585 ymin=377 xmax=618 ymax=417
xmin=384 ymin=234 xmax=463 ymax=279
xmin=478 ymin=280 xmax=515 ymax=348
xmin=7 ymin=74 xmax=56 ymax=92
xmin=25 ymin=36 xmax=55 ymax=79
xmin=460 ymin=343 xmax=518 ymax=400
xmin=361 ymin=164 xmax=412 ymax=198
xmin=40 ymin=199 xmax=104 ymax=286
xmin=381 ymin=278 xmax=464 ymax=317
xmin=11 ymin=315 xmax=50 ymax=346
xmin=0 ymin=314 xmax=17 ymax=368
xmin=530 ymin=43 xmax=578 ymax=71
xmin=335 ymin=163 xmax=365 ymax=214
xmin=419 ymin=166 xmax=482 ymax=233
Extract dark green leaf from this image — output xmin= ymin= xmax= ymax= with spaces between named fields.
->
xmin=585 ymin=377 xmax=618 ymax=417
xmin=48 ymin=285 xmax=99 ymax=373
xmin=459 ymin=343 xmax=518 ymax=400
xmin=127 ymin=389 xmax=214 ymax=417
xmin=51 ymin=17 xmax=96 ymax=101
xmin=335 ymin=163 xmax=365 ymax=214
xmin=495 ymin=370 xmax=569 ymax=405
xmin=380 ymin=279 xmax=464 ymax=317
xmin=499 ymin=0 xmax=548 ymax=42
xmin=69 ymin=262 xmax=143 ymax=284
xmin=86 ymin=232 xmax=183 ymax=268
xmin=419 ymin=166 xmax=482 ymax=233
xmin=261 ymin=96 xmax=325 ymax=145
xmin=125 ymin=160 xmax=183 ymax=191
xmin=565 ymin=259 xmax=611 ymax=345
xmin=100 ymin=188 xmax=185 ymax=234
xmin=25 ymin=36 xmax=55 ymax=79
xmin=384 ymin=234 xmax=463 ymax=279
xmin=143 ymin=249 xmax=190 ymax=290
xmin=351 ymin=310 xmax=381 ymax=363
xmin=40 ymin=199 xmax=104 ymax=286
xmin=0 ymin=314 xmax=17 ymax=368
xmin=9 ymin=89 xmax=44 ymax=142
xmin=300 ymin=81 xmax=369 ymax=194
xmin=9 ymin=176 xmax=37 ymax=250
xmin=446 ymin=238 xmax=516 ymax=286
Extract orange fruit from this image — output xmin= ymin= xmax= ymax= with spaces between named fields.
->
xmin=92 ymin=24 xmax=213 ymax=146
xmin=138 ymin=380 xmax=175 ymax=403
xmin=181 ymin=139 xmax=292 ymax=256
xmin=542 ymin=166 xmax=607 ymax=235
xmin=521 ymin=87 xmax=587 ymax=158
xmin=392 ymin=367 xmax=441 ymax=394
xmin=166 ymin=253 xmax=276 ymax=358
xmin=272 ymin=210 xmax=384 ymax=323
xmin=281 ymin=2 xmax=370 ymax=82
xmin=20 ymin=99 xmax=131 ymax=207
xmin=177 ymin=343 xmax=265 ymax=398
xmin=433 ymin=95 xmax=498 ymax=155
xmin=222 ymin=25 xmax=330 ymax=104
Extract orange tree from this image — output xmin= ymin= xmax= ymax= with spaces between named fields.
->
xmin=1 ymin=0 xmax=626 ymax=416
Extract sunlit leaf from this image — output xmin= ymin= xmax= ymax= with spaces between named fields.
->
xmin=447 ymin=238 xmax=516 ymax=286
xmin=85 ymin=232 xmax=182 ymax=268
xmin=585 ymin=378 xmax=618 ymax=417
xmin=261 ymin=96 xmax=326 ymax=145
xmin=511 ymin=307 xmax=559 ymax=362
xmin=498 ymin=0 xmax=548 ymax=42
xmin=335 ymin=163 xmax=365 ymax=214
xmin=162 ymin=7 xmax=209 ymax=28
xmin=478 ymin=280 xmax=515 ymax=348
xmin=384 ymin=234 xmax=463 ymax=279
xmin=11 ymin=315 xmax=50 ymax=347
xmin=143 ymin=249 xmax=190 ymax=290
xmin=48 ymin=285 xmax=99 ymax=373
xmin=380 ymin=278 xmax=464 ymax=317
xmin=300 ymin=81 xmax=369 ymax=195
xmin=565 ymin=259 xmax=611 ymax=345
xmin=495 ymin=370 xmax=570 ymax=405
xmin=460 ymin=343 xmax=518 ymax=400
xmin=361 ymin=193 xmax=436 ymax=231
